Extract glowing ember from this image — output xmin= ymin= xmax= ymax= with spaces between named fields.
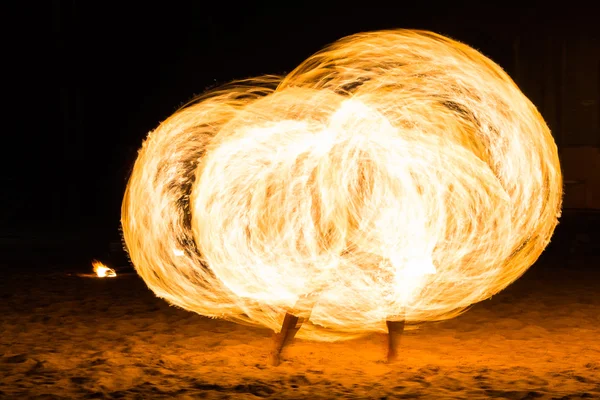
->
xmin=121 ymin=30 xmax=562 ymax=341
xmin=92 ymin=260 xmax=117 ymax=278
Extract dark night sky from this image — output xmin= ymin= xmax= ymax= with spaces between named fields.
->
xmin=4 ymin=1 xmax=598 ymax=259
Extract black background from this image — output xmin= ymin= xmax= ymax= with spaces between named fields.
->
xmin=4 ymin=1 xmax=599 ymax=268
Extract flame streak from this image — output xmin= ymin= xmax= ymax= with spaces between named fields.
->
xmin=122 ymin=30 xmax=562 ymax=341
xmin=92 ymin=260 xmax=117 ymax=278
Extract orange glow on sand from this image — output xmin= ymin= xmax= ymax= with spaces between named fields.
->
xmin=121 ymin=30 xmax=562 ymax=341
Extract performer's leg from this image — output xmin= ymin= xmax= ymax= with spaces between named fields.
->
xmin=386 ymin=318 xmax=405 ymax=363
xmin=269 ymin=292 xmax=318 ymax=366
xmin=269 ymin=312 xmax=305 ymax=366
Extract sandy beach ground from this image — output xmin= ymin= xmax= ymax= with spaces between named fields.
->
xmin=1 ymin=250 xmax=599 ymax=400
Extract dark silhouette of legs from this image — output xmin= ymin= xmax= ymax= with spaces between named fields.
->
xmin=386 ymin=319 xmax=406 ymax=363
xmin=269 ymin=292 xmax=406 ymax=365
xmin=269 ymin=312 xmax=305 ymax=366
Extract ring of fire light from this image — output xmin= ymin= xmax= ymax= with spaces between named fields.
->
xmin=121 ymin=29 xmax=562 ymax=341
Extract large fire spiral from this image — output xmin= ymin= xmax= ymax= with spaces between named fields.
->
xmin=122 ymin=30 xmax=562 ymax=341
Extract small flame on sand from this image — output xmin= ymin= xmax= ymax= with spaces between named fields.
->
xmin=92 ymin=260 xmax=117 ymax=278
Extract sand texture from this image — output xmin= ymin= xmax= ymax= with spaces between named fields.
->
xmin=1 ymin=257 xmax=599 ymax=399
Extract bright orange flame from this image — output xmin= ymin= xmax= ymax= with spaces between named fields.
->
xmin=92 ymin=260 xmax=117 ymax=278
xmin=121 ymin=30 xmax=562 ymax=341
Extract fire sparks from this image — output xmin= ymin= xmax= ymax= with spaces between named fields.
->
xmin=92 ymin=260 xmax=117 ymax=278
xmin=121 ymin=30 xmax=562 ymax=341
